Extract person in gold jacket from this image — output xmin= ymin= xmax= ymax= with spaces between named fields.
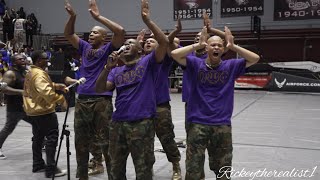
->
xmin=23 ymin=50 xmax=67 ymax=178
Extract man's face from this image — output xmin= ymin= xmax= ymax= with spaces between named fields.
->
xmin=123 ymin=39 xmax=140 ymax=59
xmin=14 ymin=54 xmax=27 ymax=67
xmin=143 ymin=38 xmax=158 ymax=54
xmin=38 ymin=52 xmax=49 ymax=69
xmin=88 ymin=26 xmax=106 ymax=47
xmin=206 ymin=36 xmax=225 ymax=60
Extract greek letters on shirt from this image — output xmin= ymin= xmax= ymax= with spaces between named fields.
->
xmin=84 ymin=48 xmax=105 ymax=61
xmin=115 ymin=66 xmax=145 ymax=86
xmin=198 ymin=69 xmax=229 ymax=85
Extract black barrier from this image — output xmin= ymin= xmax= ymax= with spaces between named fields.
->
xmin=270 ymin=71 xmax=320 ymax=92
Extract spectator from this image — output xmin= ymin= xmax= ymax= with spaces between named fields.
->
xmin=17 ymin=7 xmax=26 ymax=19
xmin=2 ymin=9 xmax=14 ymax=42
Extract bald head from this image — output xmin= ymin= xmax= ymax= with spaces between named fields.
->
xmin=92 ymin=26 xmax=108 ymax=37
xmin=207 ymin=35 xmax=223 ymax=44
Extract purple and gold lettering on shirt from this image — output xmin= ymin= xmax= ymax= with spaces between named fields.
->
xmin=198 ymin=70 xmax=229 ymax=85
xmin=84 ymin=48 xmax=106 ymax=61
xmin=115 ymin=66 xmax=145 ymax=86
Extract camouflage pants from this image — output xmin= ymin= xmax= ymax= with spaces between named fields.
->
xmin=186 ymin=123 xmax=233 ymax=180
xmin=185 ymin=103 xmax=217 ymax=179
xmin=155 ymin=102 xmax=180 ymax=163
xmin=89 ymin=138 xmax=103 ymax=166
xmin=109 ymin=118 xmax=155 ymax=180
xmin=74 ymin=97 xmax=113 ymax=179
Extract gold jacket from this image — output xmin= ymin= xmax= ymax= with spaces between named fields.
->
xmin=23 ymin=65 xmax=65 ymax=116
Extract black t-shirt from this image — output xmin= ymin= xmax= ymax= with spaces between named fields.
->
xmin=6 ymin=69 xmax=25 ymax=112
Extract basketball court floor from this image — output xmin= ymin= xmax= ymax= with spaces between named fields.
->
xmin=0 ymin=90 xmax=319 ymax=179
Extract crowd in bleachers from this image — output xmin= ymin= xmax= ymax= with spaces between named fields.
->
xmin=0 ymin=0 xmax=39 ymax=51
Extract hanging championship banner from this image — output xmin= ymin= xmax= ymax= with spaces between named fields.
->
xmin=174 ymin=0 xmax=212 ymax=20
xmin=221 ymin=0 xmax=264 ymax=17
xmin=274 ymin=0 xmax=320 ymax=21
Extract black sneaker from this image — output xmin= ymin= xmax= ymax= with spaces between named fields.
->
xmin=45 ymin=167 xmax=67 ymax=178
xmin=32 ymin=166 xmax=46 ymax=173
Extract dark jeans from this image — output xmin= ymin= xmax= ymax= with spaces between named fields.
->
xmin=30 ymin=113 xmax=59 ymax=175
xmin=26 ymin=30 xmax=33 ymax=47
xmin=2 ymin=28 xmax=14 ymax=42
xmin=0 ymin=111 xmax=32 ymax=148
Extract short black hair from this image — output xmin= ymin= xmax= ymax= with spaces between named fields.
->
xmin=31 ymin=50 xmax=45 ymax=65
xmin=10 ymin=54 xmax=23 ymax=64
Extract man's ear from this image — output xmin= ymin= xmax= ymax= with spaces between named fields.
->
xmin=102 ymin=34 xmax=107 ymax=41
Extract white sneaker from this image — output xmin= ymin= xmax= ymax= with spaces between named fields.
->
xmin=45 ymin=167 xmax=67 ymax=178
xmin=0 ymin=149 xmax=6 ymax=160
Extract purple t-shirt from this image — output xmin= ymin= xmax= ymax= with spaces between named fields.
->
xmin=182 ymin=52 xmax=207 ymax=102
xmin=185 ymin=56 xmax=246 ymax=125
xmin=77 ymin=39 xmax=114 ymax=96
xmin=108 ymin=51 xmax=158 ymax=121
xmin=155 ymin=54 xmax=172 ymax=104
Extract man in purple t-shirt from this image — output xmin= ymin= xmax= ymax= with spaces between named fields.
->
xmin=95 ymin=0 xmax=168 ymax=179
xmin=172 ymin=26 xmax=260 ymax=180
xmin=142 ymin=19 xmax=183 ymax=180
xmin=64 ymin=0 xmax=125 ymax=179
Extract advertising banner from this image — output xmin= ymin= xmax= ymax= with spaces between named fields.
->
xmin=235 ymin=73 xmax=272 ymax=89
xmin=270 ymin=72 xmax=320 ymax=92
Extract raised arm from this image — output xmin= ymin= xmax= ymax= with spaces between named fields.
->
xmin=224 ymin=26 xmax=260 ymax=67
xmin=167 ymin=18 xmax=182 ymax=54
xmin=141 ymin=0 xmax=168 ymax=63
xmin=95 ymin=52 xmax=118 ymax=93
xmin=89 ymin=0 xmax=125 ymax=48
xmin=171 ymin=27 xmax=207 ymax=66
xmin=136 ymin=29 xmax=146 ymax=46
xmin=64 ymin=0 xmax=80 ymax=49
xmin=203 ymin=12 xmax=225 ymax=39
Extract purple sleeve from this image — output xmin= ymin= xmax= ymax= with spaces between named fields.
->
xmin=78 ymin=39 xmax=89 ymax=55
xmin=186 ymin=55 xmax=200 ymax=72
xmin=143 ymin=51 xmax=157 ymax=69
xmin=107 ymin=68 xmax=115 ymax=83
xmin=230 ymin=58 xmax=246 ymax=79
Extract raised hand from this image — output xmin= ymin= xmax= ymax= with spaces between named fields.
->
xmin=105 ymin=51 xmax=120 ymax=70
xmin=199 ymin=26 xmax=208 ymax=47
xmin=136 ymin=29 xmax=146 ymax=43
xmin=88 ymin=0 xmax=100 ymax=19
xmin=203 ymin=11 xmax=210 ymax=28
xmin=65 ymin=0 xmax=76 ymax=16
xmin=175 ymin=17 xmax=182 ymax=33
xmin=141 ymin=0 xmax=150 ymax=22
xmin=168 ymin=17 xmax=182 ymax=44
xmin=224 ymin=26 xmax=234 ymax=49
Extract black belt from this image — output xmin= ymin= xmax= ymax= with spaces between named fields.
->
xmin=78 ymin=94 xmax=112 ymax=100
xmin=157 ymin=101 xmax=170 ymax=107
